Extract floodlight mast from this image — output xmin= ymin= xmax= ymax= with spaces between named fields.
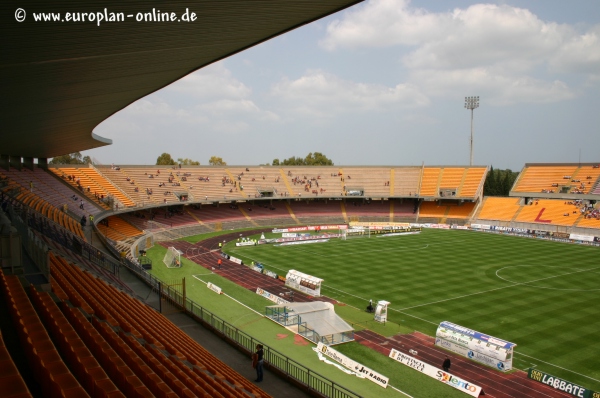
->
xmin=464 ymin=96 xmax=480 ymax=166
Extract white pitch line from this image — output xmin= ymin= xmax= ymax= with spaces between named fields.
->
xmin=323 ymin=285 xmax=438 ymax=326
xmin=517 ymin=353 xmax=600 ymax=383
xmin=192 ymin=275 xmax=264 ymax=318
xmin=396 ymin=265 xmax=600 ymax=311
xmin=389 ymin=385 xmax=415 ymax=398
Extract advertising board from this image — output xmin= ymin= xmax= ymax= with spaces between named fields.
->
xmin=317 ymin=343 xmax=389 ymax=388
xmin=528 ymin=369 xmax=597 ymax=398
xmin=436 ymin=321 xmax=515 ymax=372
xmin=389 ymin=349 xmax=482 ymax=397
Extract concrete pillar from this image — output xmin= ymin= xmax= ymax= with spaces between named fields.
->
xmin=0 ymin=155 xmax=8 ymax=171
xmin=37 ymin=158 xmax=48 ymax=170
xmin=23 ymin=157 xmax=34 ymax=171
xmin=9 ymin=156 xmax=22 ymax=171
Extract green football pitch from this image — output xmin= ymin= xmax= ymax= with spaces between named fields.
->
xmin=227 ymin=228 xmax=600 ymax=391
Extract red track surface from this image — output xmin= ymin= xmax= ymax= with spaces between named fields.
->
xmin=160 ymin=231 xmax=570 ymax=398
xmin=159 ymin=229 xmax=335 ymax=304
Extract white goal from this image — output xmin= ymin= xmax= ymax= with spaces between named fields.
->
xmin=163 ymin=246 xmax=183 ymax=268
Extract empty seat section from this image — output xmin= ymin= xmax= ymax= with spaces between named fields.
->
xmin=0 ymin=329 xmax=33 ymax=397
xmin=419 ymin=168 xmax=441 ymax=196
xmin=459 ymin=167 xmax=487 ymax=197
xmin=446 ymin=202 xmax=476 ymax=219
xmin=418 ymin=201 xmax=447 ymax=218
xmin=0 ymin=271 xmax=90 ymax=397
xmin=96 ymin=216 xmax=144 ymax=242
xmin=438 ymin=168 xmax=464 ymax=194
xmin=393 ymin=167 xmax=421 ymax=196
xmin=78 ymin=169 xmax=135 ymax=207
xmin=515 ymin=199 xmax=578 ymax=226
xmin=513 ymin=165 xmax=578 ymax=193
xmin=477 ymin=197 xmax=522 ymax=221
xmin=29 ymin=287 xmax=126 ymax=398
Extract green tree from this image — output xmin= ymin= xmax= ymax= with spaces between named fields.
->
xmin=208 ymin=156 xmax=226 ymax=166
xmin=177 ymin=158 xmax=200 ymax=166
xmin=50 ymin=152 xmax=90 ymax=165
xmin=279 ymin=153 xmax=334 ymax=166
xmin=272 ymin=159 xmax=280 ymax=166
xmin=483 ymin=166 xmax=495 ymax=195
xmin=305 ymin=152 xmax=333 ymax=166
xmin=156 ymin=153 xmax=176 ymax=165
xmin=483 ymin=166 xmax=518 ymax=196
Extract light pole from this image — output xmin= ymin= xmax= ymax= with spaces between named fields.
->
xmin=464 ymin=96 xmax=479 ymax=166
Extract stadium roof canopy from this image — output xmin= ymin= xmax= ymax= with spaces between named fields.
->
xmin=0 ymin=0 xmax=362 ymax=159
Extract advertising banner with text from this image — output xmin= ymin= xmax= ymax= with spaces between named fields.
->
xmin=389 ymin=349 xmax=482 ymax=397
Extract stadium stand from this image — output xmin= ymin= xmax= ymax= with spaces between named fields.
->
xmin=103 ymin=167 xmax=187 ymax=205
xmin=96 ymin=216 xmax=144 ymax=242
xmin=338 ymin=167 xmax=390 ymax=197
xmin=458 ymin=167 xmax=487 ymax=197
xmin=0 ymin=329 xmax=33 ymax=397
xmin=418 ymin=167 xmax=441 ymax=197
xmin=391 ymin=167 xmax=421 ymax=197
xmin=1 ymin=168 xmax=101 ymax=219
xmin=50 ymin=168 xmax=112 ymax=210
xmin=511 ymin=164 xmax=600 ymax=195
xmin=418 ymin=201 xmax=475 ymax=221
xmin=514 ymin=199 xmax=580 ymax=226
xmin=446 ymin=202 xmax=476 ymax=219
xmin=438 ymin=168 xmax=463 ymax=195
xmin=49 ymin=254 xmax=271 ymax=398
xmin=476 ymin=197 xmax=523 ymax=222
xmin=0 ymin=270 xmax=90 ymax=397
xmin=6 ymin=189 xmax=87 ymax=241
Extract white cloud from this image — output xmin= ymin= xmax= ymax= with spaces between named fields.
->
xmin=166 ymin=62 xmax=251 ymax=100
xmin=320 ymin=1 xmax=600 ymax=103
xmin=412 ymin=68 xmax=574 ymax=105
xmin=271 ymin=70 xmax=429 ymax=117
xmin=549 ymin=25 xmax=600 ymax=76
xmin=96 ymin=63 xmax=278 ymax=137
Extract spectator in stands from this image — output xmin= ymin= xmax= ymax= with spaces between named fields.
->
xmin=253 ymin=344 xmax=264 ymax=382
xmin=29 ymin=181 xmax=33 ymax=192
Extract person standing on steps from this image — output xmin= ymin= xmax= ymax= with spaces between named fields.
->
xmin=253 ymin=344 xmax=264 ymax=382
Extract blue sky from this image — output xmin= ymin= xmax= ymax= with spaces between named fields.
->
xmin=89 ymin=0 xmax=600 ymax=170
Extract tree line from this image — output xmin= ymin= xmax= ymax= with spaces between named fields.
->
xmin=483 ymin=166 xmax=519 ymax=196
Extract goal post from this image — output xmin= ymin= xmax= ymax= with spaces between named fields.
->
xmin=163 ymin=246 xmax=183 ymax=268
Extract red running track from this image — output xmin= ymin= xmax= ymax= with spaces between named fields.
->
xmin=158 ymin=229 xmax=336 ymax=304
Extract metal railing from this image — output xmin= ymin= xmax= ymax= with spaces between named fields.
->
xmin=119 ymin=259 xmax=362 ymax=398
xmin=5 ymin=199 xmax=119 ymax=275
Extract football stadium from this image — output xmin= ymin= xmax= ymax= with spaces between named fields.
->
xmin=1 ymin=1 xmax=599 ymax=398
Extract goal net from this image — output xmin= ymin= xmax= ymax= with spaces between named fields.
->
xmin=163 ymin=246 xmax=183 ymax=268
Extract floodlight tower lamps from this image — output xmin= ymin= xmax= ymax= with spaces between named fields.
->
xmin=464 ymin=96 xmax=480 ymax=166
